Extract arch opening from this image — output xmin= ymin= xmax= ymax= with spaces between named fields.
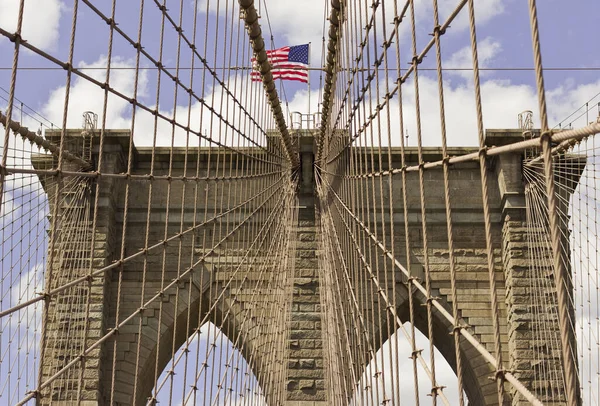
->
xmin=152 ymin=321 xmax=268 ymax=406
xmin=349 ymin=322 xmax=465 ymax=405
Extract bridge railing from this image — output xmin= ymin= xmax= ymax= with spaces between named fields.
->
xmin=289 ymin=111 xmax=321 ymax=130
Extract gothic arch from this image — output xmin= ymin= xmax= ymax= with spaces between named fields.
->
xmin=357 ymin=280 xmax=500 ymax=406
xmin=104 ymin=266 xmax=271 ymax=405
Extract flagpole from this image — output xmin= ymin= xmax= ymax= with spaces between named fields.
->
xmin=308 ymin=42 xmax=311 ymax=119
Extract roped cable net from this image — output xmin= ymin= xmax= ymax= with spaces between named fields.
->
xmin=1 ymin=0 xmax=600 ymax=405
xmin=316 ymin=0 xmax=599 ymax=405
xmin=0 ymin=0 xmax=298 ymax=405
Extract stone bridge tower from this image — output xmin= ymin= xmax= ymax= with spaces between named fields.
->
xmin=34 ymin=128 xmax=582 ymax=405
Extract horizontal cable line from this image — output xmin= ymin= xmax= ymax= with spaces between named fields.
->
xmin=325 ymin=0 xmax=468 ymax=165
xmin=0 ymin=29 xmax=283 ymax=166
xmin=333 ymin=0 xmax=465 ymax=145
xmin=174 ymin=198 xmax=294 ymax=404
xmin=0 ymin=89 xmax=60 ymax=130
xmin=79 ymin=0 xmax=272 ymax=152
xmin=144 ymin=0 xmax=272 ymax=144
xmin=319 ymin=172 xmax=544 ymax=406
xmin=325 ymin=204 xmax=451 ymax=406
xmin=553 ymin=90 xmax=600 ymax=129
xmin=0 ymin=174 xmax=285 ymax=320
xmin=320 ymin=0 xmax=396 ymax=160
xmin=4 ymin=66 xmax=598 ymax=71
xmin=1 ymin=166 xmax=283 ymax=182
xmin=178 ymin=196 xmax=292 ymax=405
xmin=239 ymin=0 xmax=299 ymax=169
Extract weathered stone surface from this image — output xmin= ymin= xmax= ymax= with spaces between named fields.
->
xmin=37 ymin=129 xmax=579 ymax=406
xmin=286 ymin=204 xmax=326 ymax=404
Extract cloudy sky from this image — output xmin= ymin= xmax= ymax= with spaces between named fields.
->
xmin=0 ymin=0 xmax=599 ymax=147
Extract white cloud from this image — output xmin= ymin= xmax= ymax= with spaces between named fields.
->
xmin=198 ymin=0 xmax=326 ymax=66
xmin=285 ymin=65 xmax=600 ymax=150
xmin=41 ymin=55 xmax=148 ymax=135
xmin=26 ymin=40 xmax=600 ymax=157
xmin=245 ymin=0 xmax=326 ymax=65
xmin=10 ymin=262 xmax=44 ymax=306
xmin=0 ymin=191 xmax=17 ymax=217
xmin=434 ymin=0 xmax=505 ymax=32
xmin=0 ymin=0 xmax=64 ymax=51
xmin=327 ymin=72 xmax=600 ymax=147
xmin=196 ymin=0 xmax=507 ymax=96
xmin=351 ymin=324 xmax=462 ymax=405
xmin=39 ymin=54 xmax=276 ymax=148
xmin=445 ymin=37 xmax=503 ymax=79
xmin=285 ymin=87 xmax=321 ymax=122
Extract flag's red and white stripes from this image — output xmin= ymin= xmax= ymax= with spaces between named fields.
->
xmin=251 ymin=46 xmax=309 ymax=84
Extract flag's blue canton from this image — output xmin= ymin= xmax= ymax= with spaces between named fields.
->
xmin=288 ymin=44 xmax=309 ymax=64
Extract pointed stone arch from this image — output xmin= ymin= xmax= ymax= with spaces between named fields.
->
xmin=345 ymin=278 xmax=500 ymax=406
xmin=151 ymin=320 xmax=268 ymax=405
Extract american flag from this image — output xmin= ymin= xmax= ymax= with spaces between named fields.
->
xmin=251 ymin=44 xmax=309 ymax=83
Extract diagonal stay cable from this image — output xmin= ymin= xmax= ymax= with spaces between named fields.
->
xmin=0 ymin=27 xmax=281 ymax=167
xmin=15 ymin=173 xmax=288 ymax=406
xmin=317 ymin=173 xmax=452 ymax=405
xmin=318 ymin=170 xmax=545 ymax=406
xmin=0 ymin=111 xmax=91 ymax=169
xmin=0 ymin=174 xmax=286 ymax=319
xmin=344 ymin=122 xmax=600 ymax=179
xmin=79 ymin=0 xmax=280 ymax=159
xmin=237 ymin=0 xmax=299 ymax=170
xmin=323 ymin=0 xmax=469 ymax=166
xmin=146 ymin=0 xmax=272 ymax=146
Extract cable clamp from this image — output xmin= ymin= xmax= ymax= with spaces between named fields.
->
xmin=429 ymin=385 xmax=446 ymax=396
xmin=539 ymin=130 xmax=553 ymax=144
xmin=411 ymin=55 xmax=423 ymax=65
xmin=37 ymin=290 xmax=51 ymax=302
xmin=478 ymin=145 xmax=489 ymax=158
xmin=105 ymin=18 xmax=117 ymax=28
xmin=422 ymin=296 xmax=440 ymax=305
xmin=10 ymin=32 xmax=23 ymax=44
xmin=488 ymin=368 xmax=507 ymax=381
xmin=450 ymin=323 xmax=469 ymax=334
xmin=432 ymin=24 xmax=446 ymax=36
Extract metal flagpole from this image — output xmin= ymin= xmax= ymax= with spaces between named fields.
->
xmin=308 ymin=42 xmax=311 ymax=120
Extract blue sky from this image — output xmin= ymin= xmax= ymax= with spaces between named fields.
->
xmin=0 ymin=0 xmax=599 ymax=147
